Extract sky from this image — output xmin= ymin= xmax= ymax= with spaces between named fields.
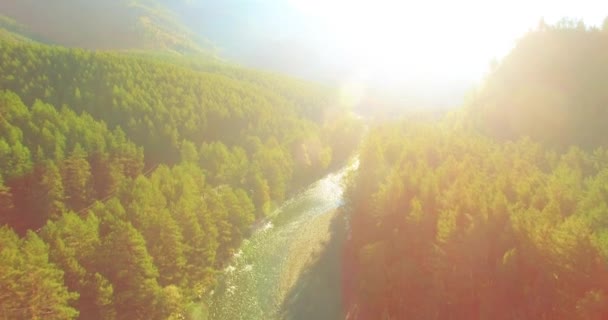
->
xmin=175 ymin=0 xmax=607 ymax=107
xmin=287 ymin=0 xmax=607 ymax=85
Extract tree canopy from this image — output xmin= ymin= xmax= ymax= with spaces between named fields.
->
xmin=343 ymin=22 xmax=608 ymax=319
xmin=0 ymin=33 xmax=361 ymax=319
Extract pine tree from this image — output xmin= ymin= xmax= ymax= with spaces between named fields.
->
xmin=0 ymin=227 xmax=79 ymax=319
xmin=62 ymin=144 xmax=93 ymax=211
xmin=98 ymin=220 xmax=161 ymax=320
xmin=35 ymin=161 xmax=66 ymax=219
xmin=144 ymin=210 xmax=186 ymax=287
xmin=180 ymin=140 xmax=198 ymax=163
xmin=0 ymin=175 xmax=14 ymax=225
xmin=40 ymin=212 xmax=118 ymax=319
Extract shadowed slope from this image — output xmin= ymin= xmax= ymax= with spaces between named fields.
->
xmin=280 ymin=210 xmax=347 ymax=320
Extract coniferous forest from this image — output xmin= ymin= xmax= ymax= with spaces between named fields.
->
xmin=0 ymin=32 xmax=361 ymax=319
xmin=3 ymin=3 xmax=608 ymax=320
xmin=343 ymin=21 xmax=608 ymax=319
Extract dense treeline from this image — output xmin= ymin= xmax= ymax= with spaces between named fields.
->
xmin=0 ymin=0 xmax=209 ymax=53
xmin=2 ymin=159 xmax=258 ymax=319
xmin=343 ymin=21 xmax=608 ymax=319
xmin=345 ymin=124 xmax=608 ymax=319
xmin=0 ymin=37 xmax=360 ymax=217
xmin=0 ymin=34 xmax=361 ymax=319
xmin=466 ymin=19 xmax=608 ymax=149
xmin=0 ymin=91 xmax=144 ymax=229
xmin=0 ymin=39 xmax=328 ymax=163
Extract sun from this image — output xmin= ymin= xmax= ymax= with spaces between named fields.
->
xmin=289 ymin=0 xmax=504 ymax=85
xmin=288 ymin=0 xmax=607 ymax=104
xmin=289 ymin=0 xmax=605 ymax=89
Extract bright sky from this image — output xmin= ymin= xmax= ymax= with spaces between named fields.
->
xmin=289 ymin=0 xmax=606 ymax=86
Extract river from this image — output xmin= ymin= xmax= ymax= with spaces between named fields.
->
xmin=206 ymin=160 xmax=357 ymax=320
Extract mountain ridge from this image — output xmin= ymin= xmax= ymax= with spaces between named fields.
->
xmin=0 ymin=0 xmax=214 ymax=55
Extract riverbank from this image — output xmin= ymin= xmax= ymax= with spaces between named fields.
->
xmin=279 ymin=209 xmax=347 ymax=320
xmin=207 ymin=163 xmax=354 ymax=320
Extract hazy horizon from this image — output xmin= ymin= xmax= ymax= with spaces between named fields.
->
xmin=170 ymin=0 xmax=606 ymax=107
xmin=2 ymin=3 xmax=608 ymax=319
xmin=2 ymin=0 xmax=604 ymax=108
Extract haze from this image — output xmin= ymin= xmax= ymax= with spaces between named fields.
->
xmin=3 ymin=2 xmax=608 ymax=319
xmin=178 ymin=0 xmax=605 ymax=107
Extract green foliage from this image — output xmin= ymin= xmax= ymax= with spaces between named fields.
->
xmin=338 ymin=28 xmax=608 ymax=318
xmin=62 ymin=144 xmax=94 ymax=211
xmin=322 ymin=113 xmax=364 ymax=168
xmin=465 ymin=24 xmax=608 ymax=149
xmin=98 ymin=219 xmax=161 ymax=319
xmin=41 ymin=213 xmax=116 ymax=319
xmin=0 ymin=33 xmax=359 ymax=319
xmin=345 ymin=123 xmax=608 ymax=319
xmin=0 ymin=226 xmax=79 ymax=319
xmin=0 ymin=175 xmax=14 ymax=221
xmin=33 ymin=161 xmax=66 ymax=220
xmin=0 ymin=90 xmax=144 ymax=231
xmin=0 ymin=39 xmax=342 ymax=167
xmin=0 ymin=1 xmax=211 ymax=54
xmin=199 ymin=141 xmax=248 ymax=186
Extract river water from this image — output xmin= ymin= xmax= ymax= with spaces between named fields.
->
xmin=207 ymin=161 xmax=357 ymax=320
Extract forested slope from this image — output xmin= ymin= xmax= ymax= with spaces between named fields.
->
xmin=466 ymin=19 xmax=608 ymax=148
xmin=0 ymin=35 xmax=361 ymax=319
xmin=343 ymin=21 xmax=608 ymax=320
xmin=0 ymin=0 xmax=210 ymax=53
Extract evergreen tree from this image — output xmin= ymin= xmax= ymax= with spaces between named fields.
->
xmin=98 ymin=220 xmax=161 ymax=320
xmin=40 ymin=212 xmax=116 ymax=320
xmin=62 ymin=144 xmax=93 ymax=211
xmin=0 ymin=227 xmax=79 ymax=319
xmin=34 ymin=161 xmax=65 ymax=219
xmin=0 ymin=175 xmax=14 ymax=224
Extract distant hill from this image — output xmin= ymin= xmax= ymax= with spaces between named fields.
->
xmin=157 ymin=0 xmax=342 ymax=82
xmin=0 ymin=0 xmax=214 ymax=54
xmin=343 ymin=19 xmax=608 ymax=320
xmin=466 ymin=20 xmax=608 ymax=149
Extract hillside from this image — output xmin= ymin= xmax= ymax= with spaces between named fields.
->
xmin=0 ymin=0 xmax=212 ymax=54
xmin=465 ymin=20 xmax=608 ymax=149
xmin=0 ymin=37 xmax=361 ymax=319
xmin=343 ymin=21 xmax=608 ymax=320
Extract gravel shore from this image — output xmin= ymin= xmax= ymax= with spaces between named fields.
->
xmin=279 ymin=209 xmax=347 ymax=320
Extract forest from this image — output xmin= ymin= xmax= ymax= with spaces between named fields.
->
xmin=343 ymin=20 xmax=608 ymax=319
xmin=4 ymin=7 xmax=608 ymax=320
xmin=0 ymin=31 xmax=362 ymax=319
xmin=0 ymin=1 xmax=210 ymax=54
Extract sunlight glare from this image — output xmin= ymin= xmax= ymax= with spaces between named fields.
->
xmin=290 ymin=0 xmax=606 ymax=84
